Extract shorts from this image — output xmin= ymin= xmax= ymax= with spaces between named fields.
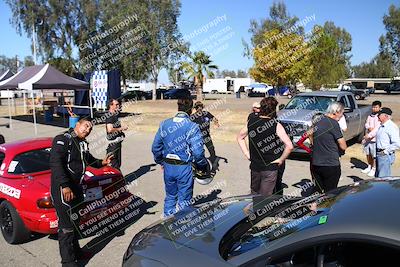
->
xmin=363 ymin=141 xmax=376 ymax=157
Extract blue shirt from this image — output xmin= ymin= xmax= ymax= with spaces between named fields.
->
xmin=376 ymin=119 xmax=400 ymax=154
xmin=152 ymin=112 xmax=207 ymax=167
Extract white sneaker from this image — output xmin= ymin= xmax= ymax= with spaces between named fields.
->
xmin=361 ymin=166 xmax=371 ymax=173
xmin=367 ymin=168 xmax=376 ymax=177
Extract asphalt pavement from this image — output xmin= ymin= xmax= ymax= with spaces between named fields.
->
xmin=0 ymin=118 xmax=398 ymax=267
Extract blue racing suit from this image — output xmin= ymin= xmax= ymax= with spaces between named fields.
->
xmin=152 ymin=112 xmax=207 ymax=216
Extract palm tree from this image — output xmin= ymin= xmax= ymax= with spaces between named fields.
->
xmin=181 ymin=51 xmax=218 ymax=100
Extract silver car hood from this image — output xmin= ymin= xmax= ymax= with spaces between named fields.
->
xmin=278 ymin=109 xmax=320 ymax=125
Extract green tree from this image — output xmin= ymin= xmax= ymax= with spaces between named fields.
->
xmin=181 ymin=51 xmax=218 ymax=100
xmin=243 ymin=2 xmax=303 ymax=58
xmin=48 ymin=57 xmax=76 ymax=75
xmin=382 ymin=4 xmax=400 ymax=75
xmin=220 ymin=70 xmax=236 ymax=78
xmin=23 ymin=56 xmax=35 ymax=67
xmin=139 ymin=0 xmax=184 ymax=100
xmin=303 ymin=23 xmax=352 ymax=89
xmin=352 ymin=54 xmax=394 ymax=78
xmin=237 ymin=69 xmax=248 ymax=78
xmin=0 ymin=55 xmax=21 ymax=73
xmin=249 ymin=29 xmax=310 ymax=87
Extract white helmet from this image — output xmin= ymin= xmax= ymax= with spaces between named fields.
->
xmin=193 ymin=159 xmax=213 ymax=185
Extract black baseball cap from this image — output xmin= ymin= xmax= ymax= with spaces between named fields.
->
xmin=378 ymin=107 xmax=392 ymax=115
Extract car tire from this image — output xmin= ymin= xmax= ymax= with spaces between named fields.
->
xmin=140 ymin=96 xmax=146 ymax=101
xmin=0 ymin=201 xmax=30 ymax=244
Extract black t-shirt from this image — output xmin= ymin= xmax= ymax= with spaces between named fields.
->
xmin=190 ymin=111 xmax=214 ymax=137
xmin=311 ymin=116 xmax=343 ymax=166
xmin=247 ymin=112 xmax=259 ymax=122
xmin=106 ymin=113 xmax=123 ymax=140
xmin=247 ymin=116 xmax=283 ymax=171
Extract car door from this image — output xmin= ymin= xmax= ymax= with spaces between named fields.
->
xmin=345 ymin=95 xmax=361 ymax=139
xmin=338 ymin=95 xmax=353 ymax=140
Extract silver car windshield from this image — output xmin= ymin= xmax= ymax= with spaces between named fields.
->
xmin=285 ymin=96 xmax=335 ymax=112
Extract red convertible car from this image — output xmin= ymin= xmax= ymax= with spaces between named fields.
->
xmin=0 ymin=138 xmax=130 ymax=244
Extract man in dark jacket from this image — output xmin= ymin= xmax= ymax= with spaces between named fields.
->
xmin=50 ymin=117 xmax=112 ymax=267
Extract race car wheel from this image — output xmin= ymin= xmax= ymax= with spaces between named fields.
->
xmin=0 ymin=201 xmax=30 ymax=244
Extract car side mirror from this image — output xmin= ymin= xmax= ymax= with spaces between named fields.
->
xmin=279 ymin=104 xmax=285 ymax=110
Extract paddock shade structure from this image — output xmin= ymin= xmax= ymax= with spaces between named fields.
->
xmin=0 ymin=64 xmax=91 ymax=134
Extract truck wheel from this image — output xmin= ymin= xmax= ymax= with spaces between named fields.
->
xmin=386 ymin=90 xmax=391 ymax=94
xmin=0 ymin=201 xmax=30 ymax=244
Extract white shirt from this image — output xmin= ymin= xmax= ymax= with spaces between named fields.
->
xmin=376 ymin=119 xmax=400 ymax=154
xmin=338 ymin=116 xmax=347 ymax=132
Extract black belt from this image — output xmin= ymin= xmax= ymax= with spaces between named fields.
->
xmin=163 ymin=158 xmax=189 ymax=165
xmin=377 ymin=148 xmax=393 ymax=155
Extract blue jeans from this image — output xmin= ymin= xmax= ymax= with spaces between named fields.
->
xmin=163 ymin=163 xmax=194 ymax=216
xmin=376 ymin=153 xmax=395 ymax=178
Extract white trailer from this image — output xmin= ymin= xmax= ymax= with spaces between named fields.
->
xmin=127 ymin=82 xmax=154 ymax=92
xmin=203 ymin=77 xmax=254 ymax=94
xmin=203 ymin=78 xmax=232 ymax=94
xmin=231 ymin=78 xmax=253 ymax=92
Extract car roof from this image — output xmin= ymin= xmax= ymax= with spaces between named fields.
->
xmin=297 ymin=91 xmax=345 ymax=97
xmin=0 ymin=138 xmax=53 ymax=155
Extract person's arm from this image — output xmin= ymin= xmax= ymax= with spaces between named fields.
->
xmin=106 ymin=123 xmax=127 ymax=133
xmin=274 ymin=122 xmax=294 ymax=164
xmin=296 ymin=132 xmax=312 ymax=154
xmin=209 ymin=113 xmax=220 ymax=127
xmin=188 ymin=124 xmax=207 ymax=168
xmin=364 ymin=116 xmax=370 ymax=131
xmin=49 ymin=135 xmax=72 ymax=188
xmin=151 ymin=123 xmax=165 ymax=165
xmin=386 ymin=125 xmax=400 ymax=154
xmin=367 ymin=119 xmax=381 ymax=139
xmin=86 ymin=151 xmax=112 ymax=168
xmin=337 ymin=138 xmax=347 ymax=151
xmin=237 ymin=126 xmax=250 ymax=160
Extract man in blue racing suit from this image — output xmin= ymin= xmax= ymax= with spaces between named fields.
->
xmin=152 ymin=98 xmax=208 ymax=217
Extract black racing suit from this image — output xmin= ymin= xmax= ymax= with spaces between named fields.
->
xmin=50 ymin=128 xmax=102 ymax=266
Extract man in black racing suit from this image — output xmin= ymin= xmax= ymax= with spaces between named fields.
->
xmin=50 ymin=117 xmax=112 ymax=267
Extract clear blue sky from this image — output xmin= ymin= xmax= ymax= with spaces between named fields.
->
xmin=0 ymin=0 xmax=397 ymax=83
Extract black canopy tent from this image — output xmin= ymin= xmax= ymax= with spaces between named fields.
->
xmin=0 ymin=69 xmax=14 ymax=82
xmin=0 ymin=64 xmax=91 ymax=134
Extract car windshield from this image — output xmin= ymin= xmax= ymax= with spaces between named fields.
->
xmin=224 ymin=188 xmax=348 ymax=260
xmin=8 ymin=148 xmax=51 ymax=174
xmin=284 ymin=96 xmax=335 ymax=112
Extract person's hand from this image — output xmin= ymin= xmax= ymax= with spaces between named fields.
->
xmin=62 ymin=187 xmax=74 ymax=202
xmin=102 ymin=154 xmax=114 ymax=165
xmin=121 ymin=126 xmax=128 ymax=131
xmin=271 ymin=158 xmax=283 ymax=166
